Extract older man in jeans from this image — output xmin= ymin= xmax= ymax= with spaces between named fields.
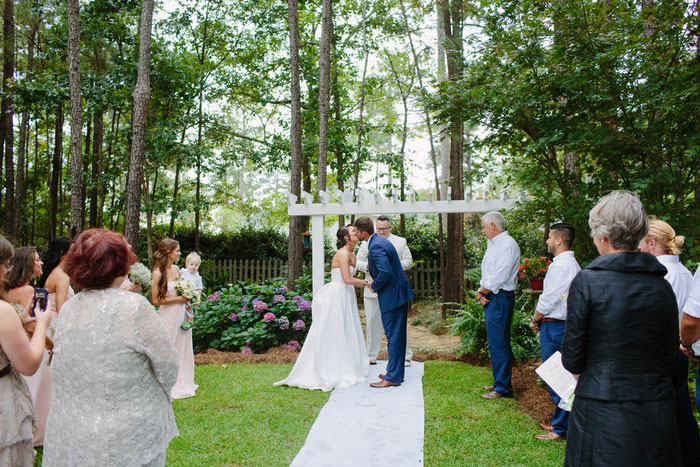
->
xmin=476 ymin=211 xmax=521 ymax=399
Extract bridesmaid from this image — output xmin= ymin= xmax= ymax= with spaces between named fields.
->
xmin=0 ymin=236 xmax=51 ymax=466
xmin=151 ymin=238 xmax=198 ymax=399
xmin=29 ymin=237 xmax=74 ymax=445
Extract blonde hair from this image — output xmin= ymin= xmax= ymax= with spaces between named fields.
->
xmin=185 ymin=252 xmax=201 ymax=264
xmin=646 ymin=219 xmax=684 ymax=255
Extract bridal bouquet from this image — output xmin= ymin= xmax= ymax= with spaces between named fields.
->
xmin=129 ymin=262 xmax=152 ymax=295
xmin=175 ymin=278 xmax=200 ymax=307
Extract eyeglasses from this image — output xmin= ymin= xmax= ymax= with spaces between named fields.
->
xmin=376 ymin=227 xmax=390 ymax=232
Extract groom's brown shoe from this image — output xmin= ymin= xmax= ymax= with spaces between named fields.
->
xmin=370 ymin=379 xmax=400 ymax=388
xmin=378 ymin=373 xmax=404 ymax=382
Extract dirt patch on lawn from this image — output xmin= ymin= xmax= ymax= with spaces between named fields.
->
xmin=512 ymin=362 xmax=556 ymax=425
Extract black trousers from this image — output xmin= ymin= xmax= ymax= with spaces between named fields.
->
xmin=673 ymin=350 xmax=700 ymax=467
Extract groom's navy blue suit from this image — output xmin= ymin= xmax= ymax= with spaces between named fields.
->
xmin=367 ymin=233 xmax=414 ymax=384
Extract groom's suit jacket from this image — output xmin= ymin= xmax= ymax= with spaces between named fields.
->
xmin=367 ymin=233 xmax=414 ymax=312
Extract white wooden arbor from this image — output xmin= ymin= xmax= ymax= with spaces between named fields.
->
xmin=287 ymin=188 xmax=518 ymax=294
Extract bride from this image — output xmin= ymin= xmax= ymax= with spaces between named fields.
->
xmin=275 ymin=225 xmax=370 ymax=391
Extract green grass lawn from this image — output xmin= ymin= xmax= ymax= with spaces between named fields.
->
xmin=424 ymin=361 xmax=565 ymax=466
xmin=166 ymin=361 xmax=565 ymax=466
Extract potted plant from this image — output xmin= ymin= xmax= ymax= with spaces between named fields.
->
xmin=518 ymin=256 xmax=552 ymax=290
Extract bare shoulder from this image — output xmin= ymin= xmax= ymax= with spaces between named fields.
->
xmin=7 ymin=285 xmax=33 ymax=303
xmin=152 ymin=268 xmax=161 ymax=281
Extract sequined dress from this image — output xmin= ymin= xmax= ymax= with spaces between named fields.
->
xmin=42 ymin=289 xmax=179 ymax=467
xmin=0 ymin=342 xmax=35 ymax=467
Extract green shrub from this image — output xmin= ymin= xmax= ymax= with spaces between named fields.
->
xmin=193 ymin=279 xmax=313 ymax=354
xmin=449 ymin=291 xmax=541 ymax=364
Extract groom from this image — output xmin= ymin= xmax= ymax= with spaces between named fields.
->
xmin=354 ymin=216 xmax=414 ymax=388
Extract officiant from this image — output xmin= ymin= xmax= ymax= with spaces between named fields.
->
xmin=529 ymin=223 xmax=580 ymax=441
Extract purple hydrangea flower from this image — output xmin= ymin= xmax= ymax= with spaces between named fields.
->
xmin=293 ymin=319 xmax=306 ymax=331
xmin=253 ymin=300 xmax=268 ymax=312
xmin=214 ymin=290 xmax=223 ymax=296
xmin=241 ymin=306 xmax=249 ymax=312
xmin=207 ymin=294 xmax=219 ymax=301
xmin=273 ymin=286 xmax=288 ymax=295
xmin=272 ymin=294 xmax=286 ymax=304
xmin=297 ymin=300 xmax=312 ymax=312
xmin=282 ymin=340 xmax=300 ymax=351
xmin=241 ymin=347 xmax=252 ymax=354
xmin=229 ymin=313 xmax=238 ymax=322
xmin=292 ymin=295 xmax=303 ymax=302
xmin=264 ymin=312 xmax=276 ymax=323
xmin=277 ymin=316 xmax=290 ymax=330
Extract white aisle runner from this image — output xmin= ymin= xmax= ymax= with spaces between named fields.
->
xmin=291 ymin=361 xmax=424 ymax=467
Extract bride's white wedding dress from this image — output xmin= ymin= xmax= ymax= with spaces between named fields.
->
xmin=275 ymin=267 xmax=369 ymax=391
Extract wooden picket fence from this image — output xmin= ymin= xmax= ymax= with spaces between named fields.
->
xmin=201 ymin=258 xmax=477 ymax=299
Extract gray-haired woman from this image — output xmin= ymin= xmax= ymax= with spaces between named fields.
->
xmin=561 ymin=191 xmax=681 ymax=466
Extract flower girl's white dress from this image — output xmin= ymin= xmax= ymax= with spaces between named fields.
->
xmin=275 ymin=267 xmax=369 ymax=391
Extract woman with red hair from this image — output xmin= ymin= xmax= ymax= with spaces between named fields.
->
xmin=151 ymin=238 xmax=197 ymax=399
xmin=42 ymin=229 xmax=179 ymax=467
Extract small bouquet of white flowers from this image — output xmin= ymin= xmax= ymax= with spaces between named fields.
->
xmin=174 ymin=278 xmax=200 ymax=307
xmin=129 ymin=263 xmax=152 ymax=295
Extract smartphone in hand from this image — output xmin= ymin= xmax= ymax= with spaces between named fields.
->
xmin=32 ymin=288 xmax=49 ymax=317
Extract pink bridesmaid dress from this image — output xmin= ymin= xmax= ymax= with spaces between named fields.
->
xmin=24 ymin=286 xmax=75 ymax=445
xmin=158 ymin=281 xmax=197 ymax=399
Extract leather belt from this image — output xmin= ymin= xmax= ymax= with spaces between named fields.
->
xmin=541 ymin=318 xmax=564 ymax=323
xmin=0 ymin=365 xmax=11 ymax=378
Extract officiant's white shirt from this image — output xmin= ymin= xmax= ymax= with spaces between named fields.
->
xmin=480 ymin=231 xmax=520 ymax=294
xmin=535 ymin=250 xmax=580 ymax=321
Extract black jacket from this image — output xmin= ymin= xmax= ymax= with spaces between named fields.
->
xmin=561 ymin=252 xmax=678 ymax=401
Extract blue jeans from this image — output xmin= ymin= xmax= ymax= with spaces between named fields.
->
xmin=539 ymin=320 xmax=569 ymax=438
xmin=484 ymin=291 xmax=515 ymax=396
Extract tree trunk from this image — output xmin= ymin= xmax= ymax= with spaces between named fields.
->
xmin=146 ymin=170 xmax=158 ymax=263
xmin=2 ymin=0 xmax=15 ymax=240
xmin=317 ymin=0 xmax=332 ymax=198
xmin=49 ymin=104 xmax=64 ymax=241
xmin=169 ymin=115 xmax=189 ymax=237
xmin=14 ymin=23 xmax=37 ymax=239
xmin=441 ymin=0 xmax=465 ymax=309
xmin=100 ymin=110 xmax=119 ymax=227
xmin=68 ymin=0 xmax=83 ymax=239
xmin=124 ymin=0 xmax=155 ymax=248
xmin=287 ymin=0 xmax=304 ymax=288
xmin=90 ymin=110 xmax=103 ymax=227
xmin=352 ymin=0 xmax=370 ymax=209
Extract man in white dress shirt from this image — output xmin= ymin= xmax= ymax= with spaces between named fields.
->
xmin=356 ymin=216 xmax=413 ymax=366
xmin=530 ymin=223 xmax=580 ymax=441
xmin=476 ymin=211 xmax=521 ymax=399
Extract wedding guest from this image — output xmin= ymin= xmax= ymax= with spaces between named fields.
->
xmin=681 ymin=267 xmax=700 ymax=419
xmin=639 ymin=219 xmax=700 ymax=465
xmin=476 ymin=211 xmax=521 ymax=399
xmin=562 ymin=191 xmax=680 ymax=466
xmin=179 ymin=252 xmax=203 ymax=330
xmin=530 ymin=223 xmax=580 ymax=441
xmin=152 ymin=238 xmax=198 ymax=399
xmin=43 ymin=229 xmax=179 ymax=467
xmin=0 ymin=235 xmax=51 ymax=467
xmin=27 ymin=237 xmax=74 ymax=445
xmin=356 ymin=216 xmax=414 ymax=366
xmin=6 ymin=247 xmax=43 ymax=317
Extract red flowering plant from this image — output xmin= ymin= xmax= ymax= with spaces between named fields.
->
xmin=518 ymin=256 xmax=552 ymax=281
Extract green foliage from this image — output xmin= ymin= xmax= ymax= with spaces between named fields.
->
xmin=193 ymin=279 xmax=313 ymax=354
xmin=138 ymin=225 xmax=288 ymax=262
xmin=450 ymin=291 xmax=540 ymax=364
